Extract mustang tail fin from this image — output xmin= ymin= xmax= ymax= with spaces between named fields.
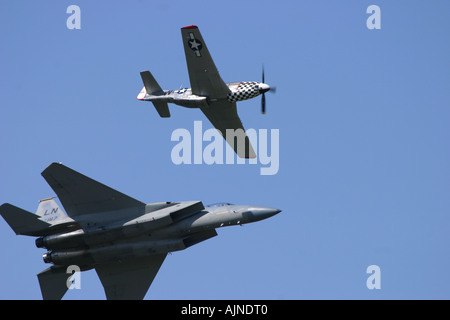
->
xmin=137 ymin=71 xmax=171 ymax=118
xmin=140 ymin=70 xmax=163 ymax=95
xmin=0 ymin=203 xmax=51 ymax=236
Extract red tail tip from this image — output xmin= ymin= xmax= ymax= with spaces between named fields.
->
xmin=182 ymin=25 xmax=198 ymax=29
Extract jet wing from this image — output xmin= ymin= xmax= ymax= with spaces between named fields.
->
xmin=200 ymin=101 xmax=256 ymax=159
xmin=41 ymin=163 xmax=145 ymax=218
xmin=181 ymin=25 xmax=230 ymax=99
xmin=95 ymin=254 xmax=166 ymax=300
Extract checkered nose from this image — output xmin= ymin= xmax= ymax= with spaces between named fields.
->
xmin=258 ymin=83 xmax=270 ymax=94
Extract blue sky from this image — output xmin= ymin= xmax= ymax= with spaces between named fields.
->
xmin=1 ymin=0 xmax=449 ymax=299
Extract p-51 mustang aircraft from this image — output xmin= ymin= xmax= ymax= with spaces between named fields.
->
xmin=137 ymin=25 xmax=275 ymax=159
xmin=0 ymin=163 xmax=281 ymax=299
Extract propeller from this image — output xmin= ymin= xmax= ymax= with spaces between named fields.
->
xmin=262 ymin=91 xmax=266 ymax=114
xmin=260 ymin=66 xmax=276 ymax=114
xmin=262 ymin=67 xmax=266 ymax=114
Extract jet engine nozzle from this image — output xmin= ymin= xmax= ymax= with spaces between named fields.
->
xmin=43 ymin=252 xmax=53 ymax=264
xmin=36 ymin=237 xmax=45 ymax=248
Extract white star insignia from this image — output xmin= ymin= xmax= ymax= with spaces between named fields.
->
xmin=189 ymin=39 xmax=201 ymax=50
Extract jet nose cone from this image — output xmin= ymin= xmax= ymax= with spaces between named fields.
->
xmin=252 ymin=206 xmax=282 ymax=220
xmin=258 ymin=83 xmax=270 ymax=94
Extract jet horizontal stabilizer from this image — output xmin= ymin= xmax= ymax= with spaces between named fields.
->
xmin=96 ymin=254 xmax=166 ymax=300
xmin=37 ymin=266 xmax=70 ymax=300
xmin=0 ymin=203 xmax=51 ymax=236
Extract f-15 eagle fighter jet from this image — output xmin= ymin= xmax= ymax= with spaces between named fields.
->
xmin=0 ymin=163 xmax=281 ymax=300
xmin=137 ymin=25 xmax=275 ymax=159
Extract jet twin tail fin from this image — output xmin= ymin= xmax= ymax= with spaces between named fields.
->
xmin=36 ymin=198 xmax=66 ymax=224
xmin=0 ymin=199 xmax=70 ymax=236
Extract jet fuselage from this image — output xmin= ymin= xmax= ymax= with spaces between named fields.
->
xmin=39 ymin=202 xmax=280 ymax=269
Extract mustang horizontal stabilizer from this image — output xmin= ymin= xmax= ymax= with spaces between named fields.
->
xmin=41 ymin=163 xmax=145 ymax=217
xmin=95 ymin=254 xmax=166 ymax=300
xmin=151 ymin=100 xmax=170 ymax=118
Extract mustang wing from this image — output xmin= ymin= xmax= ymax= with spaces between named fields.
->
xmin=181 ymin=25 xmax=230 ymax=99
xmin=200 ymin=101 xmax=256 ymax=159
